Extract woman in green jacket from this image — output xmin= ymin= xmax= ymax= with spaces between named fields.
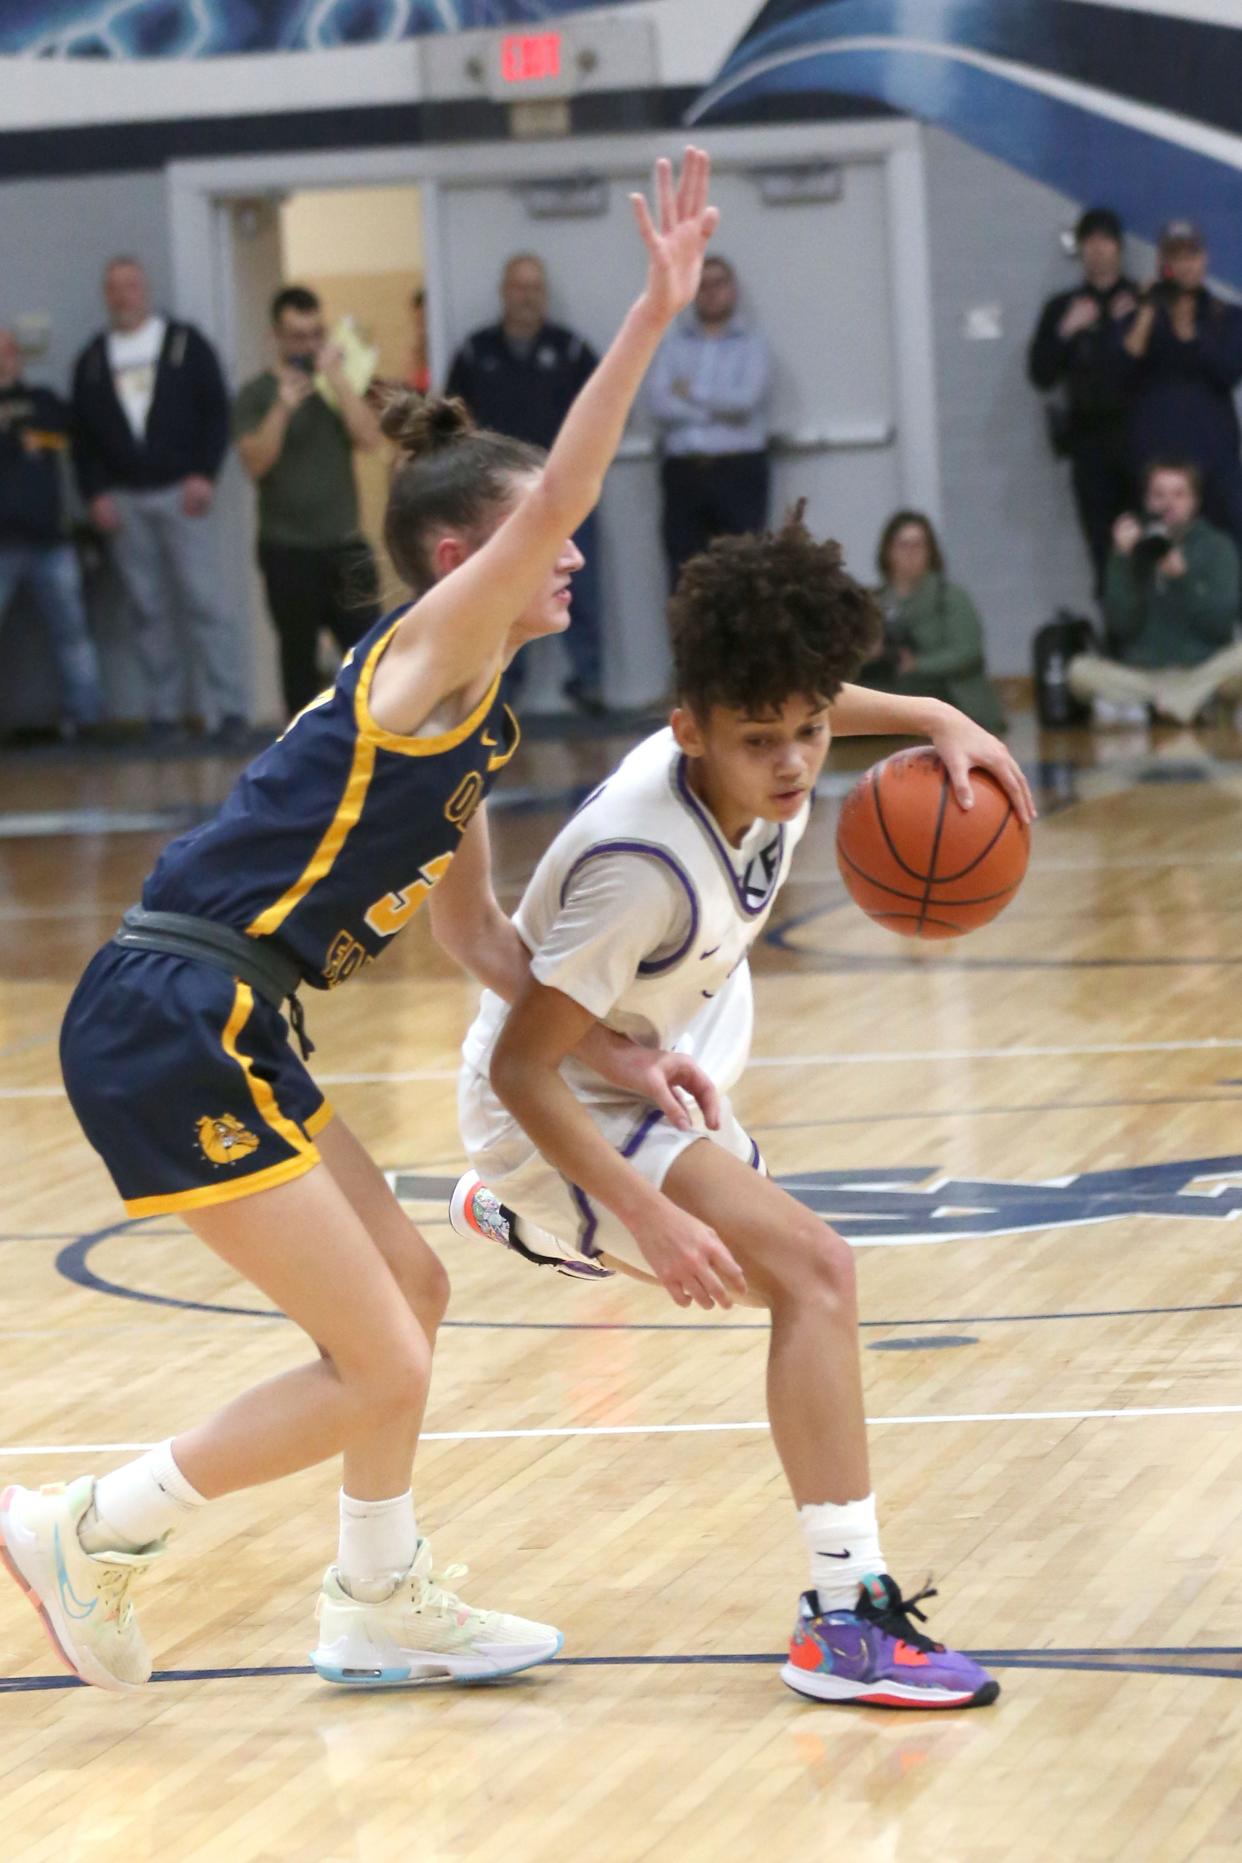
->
xmin=862 ymin=510 xmax=1007 ymax=733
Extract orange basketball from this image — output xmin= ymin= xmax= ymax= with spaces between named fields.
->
xmin=835 ymin=747 xmax=1029 ymax=939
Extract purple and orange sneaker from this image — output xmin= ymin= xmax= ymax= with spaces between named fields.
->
xmin=782 ymin=1574 xmax=999 ymax=1709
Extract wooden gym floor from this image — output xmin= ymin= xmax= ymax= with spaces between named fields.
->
xmin=3 ymin=709 xmax=1242 ymax=1862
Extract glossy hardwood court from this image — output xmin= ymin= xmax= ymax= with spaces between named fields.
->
xmin=4 ymin=710 xmax=1242 ymax=1861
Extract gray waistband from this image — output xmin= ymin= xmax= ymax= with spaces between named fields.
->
xmin=112 ymin=907 xmax=314 ymax=1060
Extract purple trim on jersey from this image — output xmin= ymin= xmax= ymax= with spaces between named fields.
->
xmin=749 ymin=1136 xmax=761 ymax=1171
xmin=557 ymin=840 xmax=701 ymax=978
xmin=673 ymin=756 xmax=785 ymax=921
xmin=568 ymin=1107 xmax=666 ymax=1260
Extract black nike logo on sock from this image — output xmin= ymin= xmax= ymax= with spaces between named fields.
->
xmin=817 ymin=1550 xmax=851 ymax=1560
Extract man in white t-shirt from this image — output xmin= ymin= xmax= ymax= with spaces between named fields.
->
xmin=72 ymin=256 xmax=247 ymax=744
xmin=447 ymin=513 xmax=1035 ymax=1710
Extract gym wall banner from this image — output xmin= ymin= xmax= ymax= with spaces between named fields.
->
xmin=0 ymin=0 xmax=633 ymax=59
xmin=690 ymin=1 xmax=1242 ymax=287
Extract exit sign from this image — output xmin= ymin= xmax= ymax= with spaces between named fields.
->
xmin=500 ymin=32 xmax=563 ymax=85
xmin=421 ymin=18 xmax=657 ymax=106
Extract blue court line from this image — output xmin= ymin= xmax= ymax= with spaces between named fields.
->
xmin=53 ymin=1222 xmax=1242 ymax=1333
xmin=442 ymin=1295 xmax=1242 ymax=1332
xmin=4 ymin=1647 xmax=1241 ymax=1693
xmin=0 ymin=1233 xmax=97 ymax=1244
xmin=749 ymin=1091 xmax=1242 ymax=1131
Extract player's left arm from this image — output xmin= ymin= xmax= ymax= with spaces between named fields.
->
xmin=427 ymin=805 xmax=529 ymax=1002
xmin=427 ymin=808 xmax=719 ymax=1131
xmin=828 ymin=686 xmax=1036 ymax=823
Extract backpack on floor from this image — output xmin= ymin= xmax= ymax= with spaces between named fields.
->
xmin=1032 ymin=611 xmax=1099 ymax=727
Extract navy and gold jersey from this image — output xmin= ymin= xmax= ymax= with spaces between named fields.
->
xmin=143 ymin=607 xmax=519 ymax=989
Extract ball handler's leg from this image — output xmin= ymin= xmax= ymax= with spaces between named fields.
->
xmin=452 ymin=1146 xmax=998 ymax=1709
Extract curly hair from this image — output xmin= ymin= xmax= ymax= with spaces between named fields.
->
xmin=669 ymin=504 xmax=881 ymax=716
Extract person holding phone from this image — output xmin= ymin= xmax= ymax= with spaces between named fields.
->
xmin=233 ymin=286 xmax=384 ymax=718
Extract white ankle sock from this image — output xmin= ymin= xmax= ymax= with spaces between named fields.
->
xmin=799 ymin=1493 xmax=884 ymax=1612
xmin=81 ymin=1440 xmax=207 ymax=1553
xmin=337 ymin=1490 xmax=418 ymax=1602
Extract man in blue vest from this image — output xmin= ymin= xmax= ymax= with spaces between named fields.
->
xmin=446 ymin=255 xmax=605 ymax=715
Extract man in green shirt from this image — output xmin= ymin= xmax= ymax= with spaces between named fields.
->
xmin=233 ymin=286 xmax=382 ymax=717
xmin=1069 ymin=460 xmax=1242 ymax=724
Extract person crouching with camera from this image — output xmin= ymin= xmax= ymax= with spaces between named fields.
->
xmin=1068 ymin=459 xmax=1242 ymax=725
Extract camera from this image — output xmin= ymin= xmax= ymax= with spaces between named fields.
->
xmin=1142 ymin=279 xmax=1181 ymax=312
xmin=865 ymin=610 xmax=915 ymax=682
xmin=1132 ymin=520 xmax=1175 ymax=570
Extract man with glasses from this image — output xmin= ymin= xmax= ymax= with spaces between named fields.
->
xmin=233 ymin=286 xmax=382 ymax=719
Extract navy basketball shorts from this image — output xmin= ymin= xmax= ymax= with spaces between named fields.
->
xmin=60 ymin=944 xmax=333 ymax=1218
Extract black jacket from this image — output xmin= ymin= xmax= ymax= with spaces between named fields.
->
xmin=1028 ymin=278 xmax=1137 ymax=446
xmin=0 ymin=382 xmax=71 ymax=545
xmin=445 ymin=321 xmax=597 ymax=451
xmin=1125 ymin=290 xmax=1242 ymax=474
xmin=72 ymin=319 xmax=230 ymax=498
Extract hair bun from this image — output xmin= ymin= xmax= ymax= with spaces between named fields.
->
xmin=380 ymin=392 xmax=476 ymax=458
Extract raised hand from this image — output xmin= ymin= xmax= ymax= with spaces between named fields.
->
xmin=630 ymin=146 xmax=720 ymax=327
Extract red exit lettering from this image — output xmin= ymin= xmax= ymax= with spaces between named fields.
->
xmin=500 ymin=32 xmax=563 ymax=84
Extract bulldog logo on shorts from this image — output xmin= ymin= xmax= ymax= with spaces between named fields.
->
xmin=196 ymin=1113 xmax=261 ymax=1166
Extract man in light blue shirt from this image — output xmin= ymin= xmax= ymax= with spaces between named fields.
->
xmin=647 ymin=255 xmax=772 ymax=587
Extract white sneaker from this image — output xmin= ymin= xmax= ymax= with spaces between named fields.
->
xmin=0 ymin=1477 xmax=163 ymax=1693
xmin=449 ymin=1171 xmax=614 ymax=1281
xmin=1091 ymin=698 xmax=1150 ymax=727
xmin=310 ymin=1538 xmax=563 ymax=1687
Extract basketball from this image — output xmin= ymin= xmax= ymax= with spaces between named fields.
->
xmin=835 ymin=747 xmax=1029 ymax=939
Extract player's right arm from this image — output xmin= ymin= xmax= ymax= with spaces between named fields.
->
xmin=490 ymin=978 xmax=746 ymax=1311
xmin=372 ymin=148 xmax=720 ymax=715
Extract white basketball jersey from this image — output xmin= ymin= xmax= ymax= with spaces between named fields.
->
xmin=463 ymin=727 xmax=809 ymax=1093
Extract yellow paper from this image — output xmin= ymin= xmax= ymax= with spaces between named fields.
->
xmin=314 ymin=314 xmax=378 ymax=409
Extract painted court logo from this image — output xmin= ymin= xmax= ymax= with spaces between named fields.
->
xmin=196 ymin=1113 xmax=260 ymax=1167
xmin=390 ymin=1155 xmax=1242 ymax=1249
xmin=773 ymin=1155 xmax=1242 ymax=1247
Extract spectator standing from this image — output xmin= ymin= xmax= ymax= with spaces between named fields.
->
xmin=445 ymin=255 xmax=604 ymax=713
xmin=233 ymin=286 xmax=382 ymax=720
xmin=1123 ymin=223 xmax=1242 ymax=552
xmin=72 ymin=256 xmax=245 ymax=744
xmin=860 ymin=511 xmax=1006 ymax=733
xmin=1027 ymin=206 xmax=1138 ymax=596
xmin=647 ymin=254 xmax=772 ymax=589
xmin=0 ymin=329 xmax=104 ymax=736
xmin=1069 ymin=460 xmax=1242 ymax=724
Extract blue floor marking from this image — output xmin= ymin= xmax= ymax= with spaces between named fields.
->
xmin=52 ymin=1219 xmax=1242 ymax=1333
xmin=868 ymin=1335 xmax=978 ymax=1351
xmin=748 ymin=1091 xmax=1242 ymax=1131
xmin=4 ymin=1646 xmax=1241 ymax=1693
